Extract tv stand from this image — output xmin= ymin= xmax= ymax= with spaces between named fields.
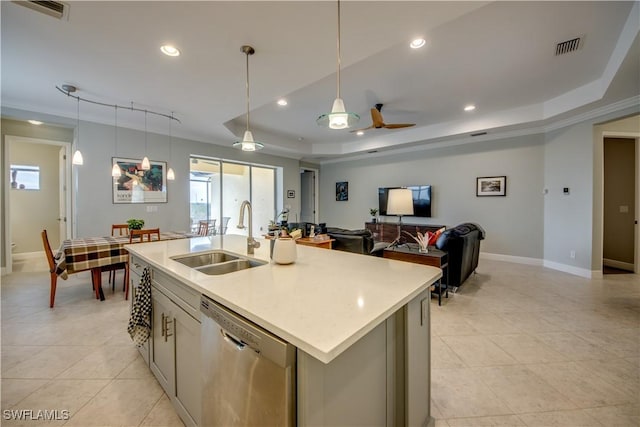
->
xmin=365 ymin=222 xmax=446 ymax=243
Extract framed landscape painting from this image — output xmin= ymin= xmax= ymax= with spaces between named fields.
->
xmin=476 ymin=176 xmax=506 ymax=197
xmin=112 ymin=157 xmax=167 ymax=203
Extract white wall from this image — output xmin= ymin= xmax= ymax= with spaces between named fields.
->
xmin=319 ymin=135 xmax=545 ymax=259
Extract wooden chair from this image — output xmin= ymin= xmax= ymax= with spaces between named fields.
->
xmin=41 ymin=230 xmax=59 ymax=308
xmin=107 ymin=224 xmax=129 ymax=291
xmin=129 ymin=228 xmax=160 ymax=243
xmin=219 ymin=216 xmax=231 ymax=235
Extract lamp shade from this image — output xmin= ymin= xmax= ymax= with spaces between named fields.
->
xmin=387 ymin=188 xmax=414 ymax=216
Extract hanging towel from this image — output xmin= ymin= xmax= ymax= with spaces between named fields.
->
xmin=127 ymin=267 xmax=152 ymax=346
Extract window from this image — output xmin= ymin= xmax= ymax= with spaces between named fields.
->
xmin=10 ymin=165 xmax=40 ymax=190
xmin=190 ymin=157 xmax=277 ymax=236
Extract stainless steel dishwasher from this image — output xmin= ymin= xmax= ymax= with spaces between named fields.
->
xmin=200 ymin=295 xmax=296 ymax=426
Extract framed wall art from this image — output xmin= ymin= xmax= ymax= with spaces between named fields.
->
xmin=336 ymin=181 xmax=348 ymax=201
xmin=112 ymin=157 xmax=167 ymax=203
xmin=476 ymin=176 xmax=506 ymax=197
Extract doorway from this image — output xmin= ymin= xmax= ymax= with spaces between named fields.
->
xmin=300 ymin=168 xmax=318 ymax=224
xmin=4 ymin=136 xmax=71 ymax=274
xmin=603 ymin=137 xmax=637 ymax=273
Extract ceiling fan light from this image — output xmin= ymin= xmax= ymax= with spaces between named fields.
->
xmin=167 ymin=167 xmax=175 ymax=180
xmin=111 ymin=163 xmax=121 ymax=178
xmin=141 ymin=156 xmax=151 ymax=170
xmin=72 ymin=150 xmax=83 ymax=165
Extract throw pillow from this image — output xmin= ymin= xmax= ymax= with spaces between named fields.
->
xmin=428 ymin=227 xmax=445 ymax=245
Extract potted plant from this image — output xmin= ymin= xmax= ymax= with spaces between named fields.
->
xmin=126 ymin=218 xmax=145 ymax=230
xmin=369 ymin=208 xmax=378 ymax=223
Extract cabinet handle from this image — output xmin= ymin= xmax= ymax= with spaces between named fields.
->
xmin=164 ymin=316 xmax=173 ymax=342
xmin=161 ymin=313 xmax=166 ymax=337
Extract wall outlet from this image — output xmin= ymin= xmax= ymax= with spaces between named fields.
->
xmin=570 ymin=250 xmax=576 ymax=259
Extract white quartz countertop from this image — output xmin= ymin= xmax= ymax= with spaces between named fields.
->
xmin=126 ymin=234 xmax=441 ymax=364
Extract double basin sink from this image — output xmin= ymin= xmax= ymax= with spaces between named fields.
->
xmin=171 ymin=250 xmax=267 ymax=275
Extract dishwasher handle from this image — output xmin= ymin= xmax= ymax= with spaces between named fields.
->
xmin=220 ymin=328 xmax=247 ymax=351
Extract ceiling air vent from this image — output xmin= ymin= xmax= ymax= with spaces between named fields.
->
xmin=555 ymin=37 xmax=581 ymax=56
xmin=12 ymin=1 xmax=67 ymax=19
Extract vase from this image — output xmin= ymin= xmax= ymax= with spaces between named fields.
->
xmin=272 ymin=237 xmax=297 ymax=264
xmin=418 ymin=245 xmax=428 ymax=253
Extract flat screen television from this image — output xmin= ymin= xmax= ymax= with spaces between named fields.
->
xmin=378 ymin=185 xmax=432 ymax=217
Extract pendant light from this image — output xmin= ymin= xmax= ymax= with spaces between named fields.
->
xmin=316 ymin=0 xmax=359 ymax=130
xmin=167 ymin=112 xmax=175 ymax=180
xmin=72 ymin=96 xmax=84 ymax=165
xmin=233 ymin=45 xmax=264 ymax=151
xmin=111 ymin=106 xmax=122 ymax=178
xmin=141 ymin=110 xmax=151 ymax=170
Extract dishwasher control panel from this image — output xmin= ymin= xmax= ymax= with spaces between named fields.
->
xmin=201 ymin=297 xmax=261 ymax=351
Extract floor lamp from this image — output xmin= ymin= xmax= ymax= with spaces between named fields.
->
xmin=387 ymin=188 xmax=414 ymax=247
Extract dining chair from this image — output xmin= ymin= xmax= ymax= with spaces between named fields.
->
xmin=129 ymin=228 xmax=161 ymax=243
xmin=197 ymin=219 xmax=217 ymax=236
xmin=219 ymin=217 xmax=231 ymax=235
xmin=107 ymin=224 xmax=129 ymax=291
xmin=41 ymin=230 xmax=59 ymax=308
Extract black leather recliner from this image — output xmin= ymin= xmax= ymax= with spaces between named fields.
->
xmin=435 ymin=223 xmax=485 ymax=289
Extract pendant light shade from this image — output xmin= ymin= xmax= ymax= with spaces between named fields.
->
xmin=317 ymin=0 xmax=359 ymax=129
xmin=72 ymin=97 xmax=84 ymax=165
xmin=233 ymin=45 xmax=264 ymax=151
xmin=141 ymin=156 xmax=150 ymax=170
xmin=167 ymin=167 xmax=175 ymax=180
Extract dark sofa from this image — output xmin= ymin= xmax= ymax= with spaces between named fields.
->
xmin=326 ymin=227 xmax=376 ymax=255
xmin=435 ymin=223 xmax=485 ymax=290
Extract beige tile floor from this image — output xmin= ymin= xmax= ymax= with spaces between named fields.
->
xmin=2 ymin=259 xmax=639 ymax=426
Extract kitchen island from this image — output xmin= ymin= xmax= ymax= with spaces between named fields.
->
xmin=126 ymin=234 xmax=441 ymax=427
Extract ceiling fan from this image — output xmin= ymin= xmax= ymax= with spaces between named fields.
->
xmin=350 ymin=103 xmax=415 ymax=133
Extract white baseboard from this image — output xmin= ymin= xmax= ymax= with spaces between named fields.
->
xmin=12 ymin=251 xmax=44 ymax=261
xmin=481 ymin=252 xmax=598 ymax=278
xmin=603 ymin=258 xmax=635 ymax=272
xmin=480 ymin=252 xmax=542 ymax=266
xmin=542 ymin=260 xmax=593 ymax=278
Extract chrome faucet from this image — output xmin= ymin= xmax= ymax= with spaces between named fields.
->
xmin=237 ymin=200 xmax=261 ymax=255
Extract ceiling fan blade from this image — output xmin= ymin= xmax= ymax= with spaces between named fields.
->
xmin=370 ymin=108 xmax=385 ymax=128
xmin=383 ymin=123 xmax=416 ymax=129
xmin=349 ymin=124 xmax=375 ymax=133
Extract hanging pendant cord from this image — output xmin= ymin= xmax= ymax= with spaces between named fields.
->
xmin=246 ymin=50 xmax=250 ymax=132
xmin=56 ymin=85 xmax=181 ymax=124
xmin=169 ymin=112 xmax=173 ymax=159
xmin=336 ymin=0 xmax=341 ymax=99
xmin=76 ymin=97 xmax=80 ymax=148
xmin=144 ymin=110 xmax=148 ymax=154
xmin=114 ymin=105 xmax=118 ymax=154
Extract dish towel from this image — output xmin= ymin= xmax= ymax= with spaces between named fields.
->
xmin=127 ymin=267 xmax=152 ymax=346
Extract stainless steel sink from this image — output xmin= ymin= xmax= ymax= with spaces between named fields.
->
xmin=196 ymin=259 xmax=267 ymax=275
xmin=171 ymin=250 xmax=267 ymax=275
xmin=171 ymin=250 xmax=240 ymax=268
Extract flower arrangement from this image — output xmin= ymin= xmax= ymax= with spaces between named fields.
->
xmin=126 ymin=218 xmax=145 ymax=230
xmin=402 ymin=230 xmax=429 ymax=253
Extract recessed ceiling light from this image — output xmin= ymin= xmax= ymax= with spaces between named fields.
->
xmin=356 ymin=131 xmax=364 ymax=136
xmin=410 ymin=38 xmax=426 ymax=49
xmin=160 ymin=45 xmax=180 ymax=57
xmin=277 ymin=99 xmax=288 ymax=106
xmin=464 ymin=105 xmax=476 ymax=112
xmin=28 ymin=120 xmax=43 ymax=125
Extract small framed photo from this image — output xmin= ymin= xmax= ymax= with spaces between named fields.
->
xmin=476 ymin=176 xmax=506 ymax=197
xmin=336 ymin=181 xmax=348 ymax=201
xmin=287 ymin=190 xmax=295 ymax=198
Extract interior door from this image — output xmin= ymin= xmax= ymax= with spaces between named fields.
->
xmin=58 ymin=147 xmax=67 ymax=240
xmin=300 ymin=170 xmax=316 ymax=223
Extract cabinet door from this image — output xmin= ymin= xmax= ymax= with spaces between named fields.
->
xmin=173 ymin=305 xmax=201 ymax=426
xmin=129 ymin=269 xmax=150 ymax=365
xmin=150 ymin=289 xmax=175 ymax=395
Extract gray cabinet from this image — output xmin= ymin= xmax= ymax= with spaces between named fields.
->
xmin=150 ymin=271 xmax=202 ymax=427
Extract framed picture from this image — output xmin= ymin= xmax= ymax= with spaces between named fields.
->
xmin=336 ymin=181 xmax=348 ymax=201
xmin=112 ymin=157 xmax=167 ymax=203
xmin=287 ymin=190 xmax=295 ymax=198
xmin=476 ymin=176 xmax=506 ymax=197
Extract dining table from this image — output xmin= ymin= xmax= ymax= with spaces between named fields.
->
xmin=54 ymin=230 xmax=195 ymax=301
